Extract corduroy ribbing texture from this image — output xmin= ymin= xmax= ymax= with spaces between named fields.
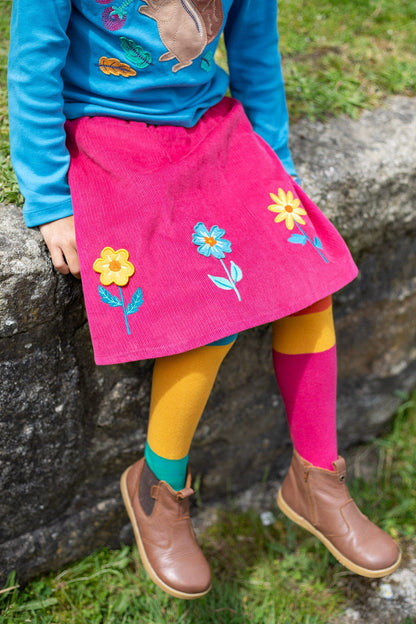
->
xmin=66 ymin=98 xmax=358 ymax=365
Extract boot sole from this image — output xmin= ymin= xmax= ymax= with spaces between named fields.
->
xmin=120 ymin=467 xmax=211 ymax=600
xmin=277 ymin=488 xmax=401 ymax=578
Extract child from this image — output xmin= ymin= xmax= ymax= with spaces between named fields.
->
xmin=8 ymin=0 xmax=400 ymax=600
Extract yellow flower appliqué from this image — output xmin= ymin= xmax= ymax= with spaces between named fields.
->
xmin=93 ymin=247 xmax=143 ymax=335
xmin=268 ymin=189 xmax=307 ymax=230
xmin=93 ymin=247 xmax=135 ymax=286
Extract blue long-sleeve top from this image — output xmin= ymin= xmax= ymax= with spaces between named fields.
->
xmin=8 ymin=0 xmax=297 ymax=227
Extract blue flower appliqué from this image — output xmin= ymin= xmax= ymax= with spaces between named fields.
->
xmin=192 ymin=223 xmax=232 ymax=259
xmin=192 ymin=222 xmax=242 ymax=301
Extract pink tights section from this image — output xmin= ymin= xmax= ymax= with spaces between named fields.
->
xmin=272 ymin=346 xmax=338 ymax=470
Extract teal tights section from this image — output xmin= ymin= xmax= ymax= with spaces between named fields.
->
xmin=208 ymin=333 xmax=238 ymax=346
xmin=145 ymin=441 xmax=188 ymax=491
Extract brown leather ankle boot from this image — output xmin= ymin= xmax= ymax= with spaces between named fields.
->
xmin=120 ymin=458 xmax=211 ymax=599
xmin=277 ymin=450 xmax=401 ymax=578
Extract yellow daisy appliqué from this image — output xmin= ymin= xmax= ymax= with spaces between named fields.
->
xmin=267 ymin=189 xmax=329 ymax=263
xmin=268 ymin=188 xmax=307 ymax=230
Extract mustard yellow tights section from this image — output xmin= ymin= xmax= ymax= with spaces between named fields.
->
xmin=272 ymin=298 xmax=335 ymax=355
xmin=147 ymin=341 xmax=235 ymax=461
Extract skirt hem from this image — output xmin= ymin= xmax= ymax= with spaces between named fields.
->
xmin=93 ymin=267 xmax=358 ymax=365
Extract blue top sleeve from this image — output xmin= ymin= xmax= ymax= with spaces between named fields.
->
xmin=8 ymin=0 xmax=74 ymax=226
xmin=224 ymin=0 xmax=297 ymax=178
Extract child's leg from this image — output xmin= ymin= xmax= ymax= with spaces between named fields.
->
xmin=273 ymin=298 xmax=401 ymax=577
xmin=146 ymin=334 xmax=237 ymax=490
xmin=272 ymin=296 xmax=337 ymax=470
xmin=120 ymin=335 xmax=237 ymax=599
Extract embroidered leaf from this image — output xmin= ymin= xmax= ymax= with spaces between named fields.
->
xmin=201 ymin=50 xmax=214 ymax=72
xmin=288 ymin=234 xmax=307 ymax=246
xmin=99 ymin=285 xmax=122 ymax=307
xmin=120 ymin=37 xmax=152 ymax=68
xmin=99 ymin=56 xmax=137 ymax=77
xmin=208 ymin=275 xmax=234 ymax=290
xmin=126 ymin=287 xmax=144 ymax=315
xmin=230 ymin=261 xmax=243 ymax=283
xmin=314 ymin=236 xmax=323 ymax=249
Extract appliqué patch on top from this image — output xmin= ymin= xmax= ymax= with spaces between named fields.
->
xmin=200 ymin=50 xmax=214 ymax=72
xmin=101 ymin=0 xmax=136 ymax=31
xmin=120 ymin=37 xmax=152 ymax=68
xmin=138 ymin=0 xmax=224 ymax=73
xmin=99 ymin=56 xmax=137 ymax=77
xmin=268 ymin=189 xmax=329 ymax=263
xmin=192 ymin=222 xmax=243 ymax=301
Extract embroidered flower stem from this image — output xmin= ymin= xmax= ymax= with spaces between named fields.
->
xmin=296 ymin=224 xmax=328 ymax=263
xmin=118 ymin=286 xmax=131 ymax=335
xmin=220 ymin=259 xmax=241 ymax=302
xmin=192 ymin=223 xmax=243 ymax=301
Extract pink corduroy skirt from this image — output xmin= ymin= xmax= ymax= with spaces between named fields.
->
xmin=65 ymin=97 xmax=358 ymax=365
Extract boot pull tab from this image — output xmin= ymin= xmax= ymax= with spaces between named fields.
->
xmin=333 ymin=457 xmax=347 ymax=480
xmin=176 ymin=487 xmax=194 ymax=501
xmin=303 ymin=466 xmax=310 ymax=482
xmin=151 ymin=485 xmax=159 ymax=499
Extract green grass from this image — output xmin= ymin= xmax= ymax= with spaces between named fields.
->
xmin=0 ymin=527 xmax=343 ymax=623
xmin=0 ymin=528 xmax=343 ymax=624
xmin=1 ymin=0 xmax=416 ymax=204
xmin=1 ymin=392 xmax=416 ymax=624
xmin=350 ymin=391 xmax=416 ymax=539
xmin=278 ymin=0 xmax=416 ymax=121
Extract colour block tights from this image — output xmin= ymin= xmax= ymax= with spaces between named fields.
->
xmin=145 ymin=297 xmax=338 ymax=490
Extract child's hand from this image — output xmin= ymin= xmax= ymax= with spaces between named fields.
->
xmin=39 ymin=216 xmax=81 ymax=279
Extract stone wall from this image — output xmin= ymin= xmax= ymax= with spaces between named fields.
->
xmin=1 ymin=96 xmax=415 ymax=584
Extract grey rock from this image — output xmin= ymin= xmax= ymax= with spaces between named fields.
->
xmin=1 ymin=96 xmax=416 ymax=584
xmin=292 ymin=96 xmax=416 ymax=254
